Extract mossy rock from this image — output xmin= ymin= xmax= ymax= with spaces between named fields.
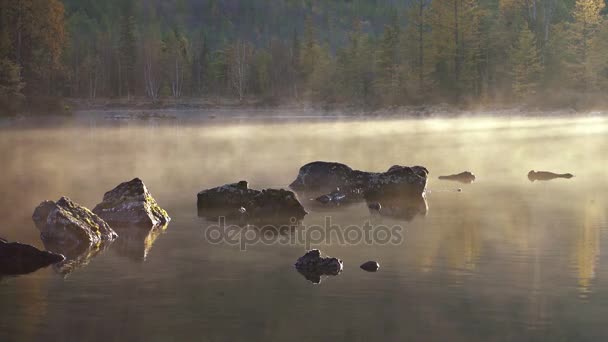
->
xmin=93 ymin=178 xmax=170 ymax=228
xmin=32 ymin=197 xmax=117 ymax=246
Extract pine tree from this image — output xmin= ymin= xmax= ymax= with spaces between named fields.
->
xmin=119 ymin=2 xmax=137 ymax=98
xmin=509 ymin=24 xmax=544 ymax=99
xmin=404 ymin=0 xmax=433 ymax=99
xmin=374 ymin=14 xmax=402 ymax=105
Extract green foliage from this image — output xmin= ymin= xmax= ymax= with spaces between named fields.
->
xmin=509 ymin=24 xmax=544 ymax=99
xmin=1 ymin=0 xmax=608 ymax=110
xmin=0 ymin=58 xmax=25 ymax=115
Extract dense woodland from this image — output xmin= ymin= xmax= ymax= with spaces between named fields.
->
xmin=1 ymin=0 xmax=608 ymax=114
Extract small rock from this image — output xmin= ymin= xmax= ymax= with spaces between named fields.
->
xmin=33 ymin=197 xmax=117 ymax=246
xmin=528 ymin=170 xmax=574 ymax=182
xmin=93 ymin=178 xmax=170 ymax=228
xmin=360 ymin=261 xmax=380 ymax=272
xmin=295 ymin=249 xmax=343 ymax=283
xmin=0 ymin=239 xmax=65 ymax=275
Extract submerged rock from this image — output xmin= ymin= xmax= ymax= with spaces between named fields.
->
xmin=0 ymin=239 xmax=65 ymax=275
xmin=528 ymin=170 xmax=574 ymax=182
xmin=197 ymin=181 xmax=307 ymax=222
xmin=290 ymin=162 xmax=428 ymax=198
xmin=438 ymin=171 xmax=476 ymax=184
xmin=360 ymin=261 xmax=380 ymax=272
xmin=295 ymin=249 xmax=343 ymax=284
xmin=93 ymin=178 xmax=170 ymax=228
xmin=33 ymin=197 xmax=117 ymax=246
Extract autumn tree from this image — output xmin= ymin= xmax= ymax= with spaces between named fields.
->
xmin=564 ymin=0 xmax=605 ymax=90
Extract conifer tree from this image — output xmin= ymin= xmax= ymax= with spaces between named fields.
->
xmin=509 ymin=24 xmax=544 ymax=99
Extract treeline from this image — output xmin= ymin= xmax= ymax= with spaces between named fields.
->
xmin=1 ymin=0 xmax=608 ymax=114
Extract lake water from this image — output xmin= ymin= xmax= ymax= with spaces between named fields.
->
xmin=0 ymin=112 xmax=607 ymax=341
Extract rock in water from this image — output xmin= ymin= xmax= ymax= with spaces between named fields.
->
xmin=360 ymin=261 xmax=380 ymax=272
xmin=197 ymin=181 xmax=307 ymax=222
xmin=438 ymin=171 xmax=476 ymax=184
xmin=289 ymin=162 xmax=356 ymax=191
xmin=295 ymin=250 xmax=343 ymax=283
xmin=93 ymin=178 xmax=170 ymax=228
xmin=197 ymin=181 xmax=261 ymax=211
xmin=0 ymin=239 xmax=65 ymax=275
xmin=528 ymin=170 xmax=574 ymax=182
xmin=247 ymin=189 xmax=308 ymax=221
xmin=290 ymin=162 xmax=428 ymax=198
xmin=33 ymin=197 xmax=117 ymax=246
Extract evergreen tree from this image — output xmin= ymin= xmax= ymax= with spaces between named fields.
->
xmin=509 ymin=24 xmax=544 ymax=99
xmin=119 ymin=3 xmax=137 ymax=98
xmin=375 ymin=14 xmax=402 ymax=106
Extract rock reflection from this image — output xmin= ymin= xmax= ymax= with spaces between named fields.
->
xmin=111 ymin=224 xmax=168 ymax=262
xmin=366 ymin=194 xmax=428 ymax=221
xmin=42 ymin=240 xmax=113 ymax=276
xmin=296 ymin=269 xmax=339 ymax=284
xmin=299 ymin=189 xmax=429 ymax=222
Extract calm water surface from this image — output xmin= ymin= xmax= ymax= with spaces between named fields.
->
xmin=0 ymin=112 xmax=607 ymax=341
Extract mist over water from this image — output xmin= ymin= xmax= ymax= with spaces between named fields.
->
xmin=0 ymin=112 xmax=607 ymax=341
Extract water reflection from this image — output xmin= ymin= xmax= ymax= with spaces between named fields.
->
xmin=0 ymin=115 xmax=607 ymax=341
xmin=575 ymin=199 xmax=602 ymax=297
xmin=111 ymin=224 xmax=168 ymax=262
xmin=42 ymin=240 xmax=113 ymax=276
xmin=366 ymin=195 xmax=428 ymax=221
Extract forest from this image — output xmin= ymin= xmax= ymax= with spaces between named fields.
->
xmin=1 ymin=0 xmax=608 ymax=115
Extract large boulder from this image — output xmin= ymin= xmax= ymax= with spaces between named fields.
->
xmin=247 ymin=189 xmax=308 ymax=222
xmin=33 ymin=197 xmax=118 ymax=246
xmin=290 ymin=162 xmax=429 ymax=198
xmin=197 ymin=181 xmax=307 ymax=222
xmin=0 ymin=239 xmax=65 ymax=275
xmin=93 ymin=178 xmax=170 ymax=228
xmin=197 ymin=181 xmax=260 ymax=210
xmin=295 ymin=249 xmax=343 ymax=284
xmin=289 ymin=162 xmax=356 ymax=191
